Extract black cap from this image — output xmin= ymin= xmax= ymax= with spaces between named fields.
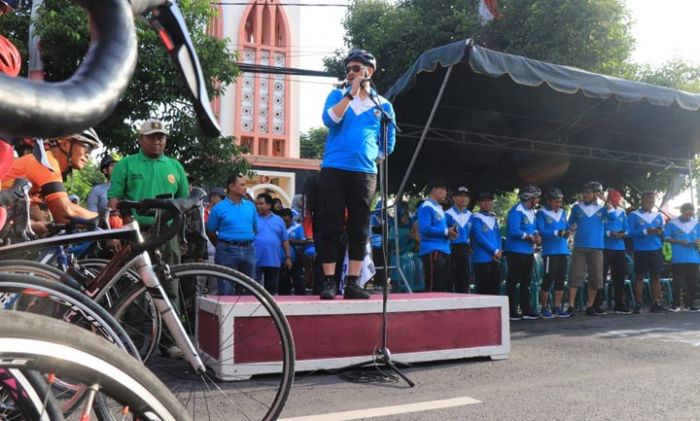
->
xmin=453 ymin=186 xmax=469 ymax=196
xmin=477 ymin=192 xmax=495 ymax=201
xmin=427 ymin=178 xmax=448 ymax=191
xmin=680 ymin=203 xmax=694 ymax=212
xmin=209 ymin=187 xmax=226 ymax=198
xmin=100 ymin=155 xmax=118 ymax=169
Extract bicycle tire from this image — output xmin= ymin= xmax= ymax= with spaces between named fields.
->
xmin=0 ymin=368 xmax=64 ymax=420
xmin=0 ymin=311 xmax=191 ymax=421
xmin=110 ymin=262 xmax=295 ymax=421
xmin=0 ymin=274 xmax=140 ymax=416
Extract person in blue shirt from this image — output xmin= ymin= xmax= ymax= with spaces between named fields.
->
xmin=567 ymin=181 xmax=614 ymax=317
xmin=470 ymin=192 xmax=502 ymax=296
xmin=278 ymin=208 xmax=308 ymax=295
xmin=86 ymin=155 xmax=118 ymax=212
xmin=599 ymin=188 xmax=631 ymax=314
xmin=418 ymin=179 xmax=458 ymax=292
xmin=205 ymin=174 xmax=258 ymax=295
xmin=505 ymin=184 xmax=542 ymax=320
xmin=445 ymin=186 xmax=473 ymax=293
xmin=254 ymin=193 xmax=292 ymax=295
xmin=535 ymin=188 xmax=570 ymax=318
xmin=628 ymin=191 xmax=667 ymax=313
xmin=664 ymin=203 xmax=700 ymax=311
xmin=317 ymin=49 xmax=396 ymax=300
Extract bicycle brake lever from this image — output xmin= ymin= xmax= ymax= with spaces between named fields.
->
xmin=148 ymin=2 xmax=221 ymax=137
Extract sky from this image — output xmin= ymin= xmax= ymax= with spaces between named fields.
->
xmin=293 ymin=0 xmax=700 ymax=133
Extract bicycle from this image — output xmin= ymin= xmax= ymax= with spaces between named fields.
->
xmin=0 ymin=310 xmax=192 ymax=420
xmin=0 ymin=0 xmax=295 ymax=418
xmin=0 ymin=189 xmax=295 ymax=421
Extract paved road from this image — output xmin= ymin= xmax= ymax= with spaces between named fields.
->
xmin=279 ymin=311 xmax=700 ymax=420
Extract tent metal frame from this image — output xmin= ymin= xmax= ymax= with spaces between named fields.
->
xmin=397 ymin=123 xmax=691 ymax=170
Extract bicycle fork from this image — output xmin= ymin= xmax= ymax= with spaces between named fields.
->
xmin=132 ymin=252 xmax=207 ymax=374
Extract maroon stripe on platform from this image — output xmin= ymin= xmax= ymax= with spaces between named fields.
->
xmin=198 ymin=311 xmax=221 ymax=359
xmin=233 ymin=307 xmax=502 ymax=363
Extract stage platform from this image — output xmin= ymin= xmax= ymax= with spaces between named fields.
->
xmin=198 ymin=292 xmax=510 ymax=381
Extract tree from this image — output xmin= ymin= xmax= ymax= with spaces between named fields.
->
xmin=299 ymin=127 xmax=328 ymax=159
xmin=65 ymin=160 xmax=104 ymax=203
xmin=0 ymin=0 xmax=249 ymax=187
xmin=491 ymin=0 xmax=635 ymax=76
xmin=326 ymin=0 xmax=635 ymax=92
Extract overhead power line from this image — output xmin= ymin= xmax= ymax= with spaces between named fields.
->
xmin=236 ymin=62 xmax=336 ymax=78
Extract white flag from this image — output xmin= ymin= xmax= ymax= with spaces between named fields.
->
xmin=478 ymin=0 xmax=502 ymax=24
xmin=28 ymin=0 xmax=44 ymax=80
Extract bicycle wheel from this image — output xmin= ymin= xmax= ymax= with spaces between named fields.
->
xmin=0 ymin=259 xmax=65 ymax=281
xmin=110 ymin=262 xmax=295 ymax=421
xmin=0 ymin=311 xmax=190 ymax=421
xmin=0 ymin=274 xmax=140 ymax=416
xmin=0 ymin=368 xmax=63 ymax=420
xmin=68 ymin=258 xmax=142 ymax=309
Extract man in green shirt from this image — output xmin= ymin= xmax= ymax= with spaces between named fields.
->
xmin=108 ymin=118 xmax=189 ymax=231
xmin=108 ymin=118 xmax=190 ymax=358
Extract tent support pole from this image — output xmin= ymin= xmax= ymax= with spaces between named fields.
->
xmin=395 ymin=64 xmax=454 ymax=200
xmin=393 ymin=64 xmax=453 ymax=293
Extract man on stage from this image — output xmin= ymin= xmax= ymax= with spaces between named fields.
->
xmin=317 ymin=49 xmax=396 ymax=300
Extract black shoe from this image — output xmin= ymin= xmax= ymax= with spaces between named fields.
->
xmin=586 ymin=306 xmax=601 ymax=316
xmin=613 ymin=304 xmax=631 ymax=314
xmin=320 ymin=279 xmax=337 ymax=300
xmin=343 ymin=277 xmax=370 ymax=299
xmin=522 ymin=310 xmax=541 ymax=320
xmin=509 ymin=309 xmax=523 ymax=321
xmin=686 ymin=306 xmax=700 ymax=312
xmin=633 ymin=302 xmax=642 ymax=314
xmin=650 ymin=303 xmax=670 ymax=313
xmin=593 ymin=306 xmax=607 ymax=315
xmin=669 ymin=305 xmax=681 ymax=312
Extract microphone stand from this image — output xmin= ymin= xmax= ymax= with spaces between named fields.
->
xmin=340 ymin=83 xmax=414 ymax=387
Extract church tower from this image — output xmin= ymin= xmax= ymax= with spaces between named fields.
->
xmin=211 ymin=0 xmax=319 ymax=205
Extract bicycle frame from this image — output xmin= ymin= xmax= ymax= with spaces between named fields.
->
xmin=0 ymin=220 xmax=207 ymax=375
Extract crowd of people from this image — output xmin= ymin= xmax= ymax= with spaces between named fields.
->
xmin=415 ymin=179 xmax=700 ymax=321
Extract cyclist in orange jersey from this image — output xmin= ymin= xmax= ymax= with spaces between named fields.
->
xmin=2 ymin=129 xmax=102 ymax=231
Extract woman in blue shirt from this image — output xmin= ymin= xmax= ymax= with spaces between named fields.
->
xmin=535 ymin=188 xmax=570 ymax=318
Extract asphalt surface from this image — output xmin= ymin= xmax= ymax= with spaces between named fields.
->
xmin=279 ymin=310 xmax=700 ymax=420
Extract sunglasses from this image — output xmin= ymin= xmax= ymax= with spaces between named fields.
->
xmin=73 ymin=141 xmax=95 ymax=154
xmin=345 ymin=65 xmax=366 ymax=74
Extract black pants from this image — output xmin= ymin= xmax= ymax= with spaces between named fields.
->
xmin=474 ymin=262 xmax=501 ymax=295
xmin=279 ymin=262 xmax=305 ymax=295
xmin=422 ymin=251 xmax=452 ymax=292
xmin=541 ymin=254 xmax=567 ymax=292
xmin=672 ymin=263 xmax=699 ymax=308
xmin=598 ymin=249 xmax=628 ymax=308
xmin=317 ymin=168 xmax=376 ymax=264
xmin=451 ymin=243 xmax=471 ymax=293
xmin=256 ymin=267 xmax=280 ymax=295
xmin=506 ymin=252 xmax=534 ymax=313
xmin=372 ymin=247 xmax=387 ymax=287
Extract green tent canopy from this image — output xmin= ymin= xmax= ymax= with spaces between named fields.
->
xmin=384 ymin=39 xmax=700 ymax=197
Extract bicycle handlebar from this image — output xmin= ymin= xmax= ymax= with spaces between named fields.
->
xmin=0 ymin=0 xmax=220 ymax=140
xmin=0 ymin=0 xmax=141 ymax=139
xmin=117 ymin=187 xmax=206 ymax=252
